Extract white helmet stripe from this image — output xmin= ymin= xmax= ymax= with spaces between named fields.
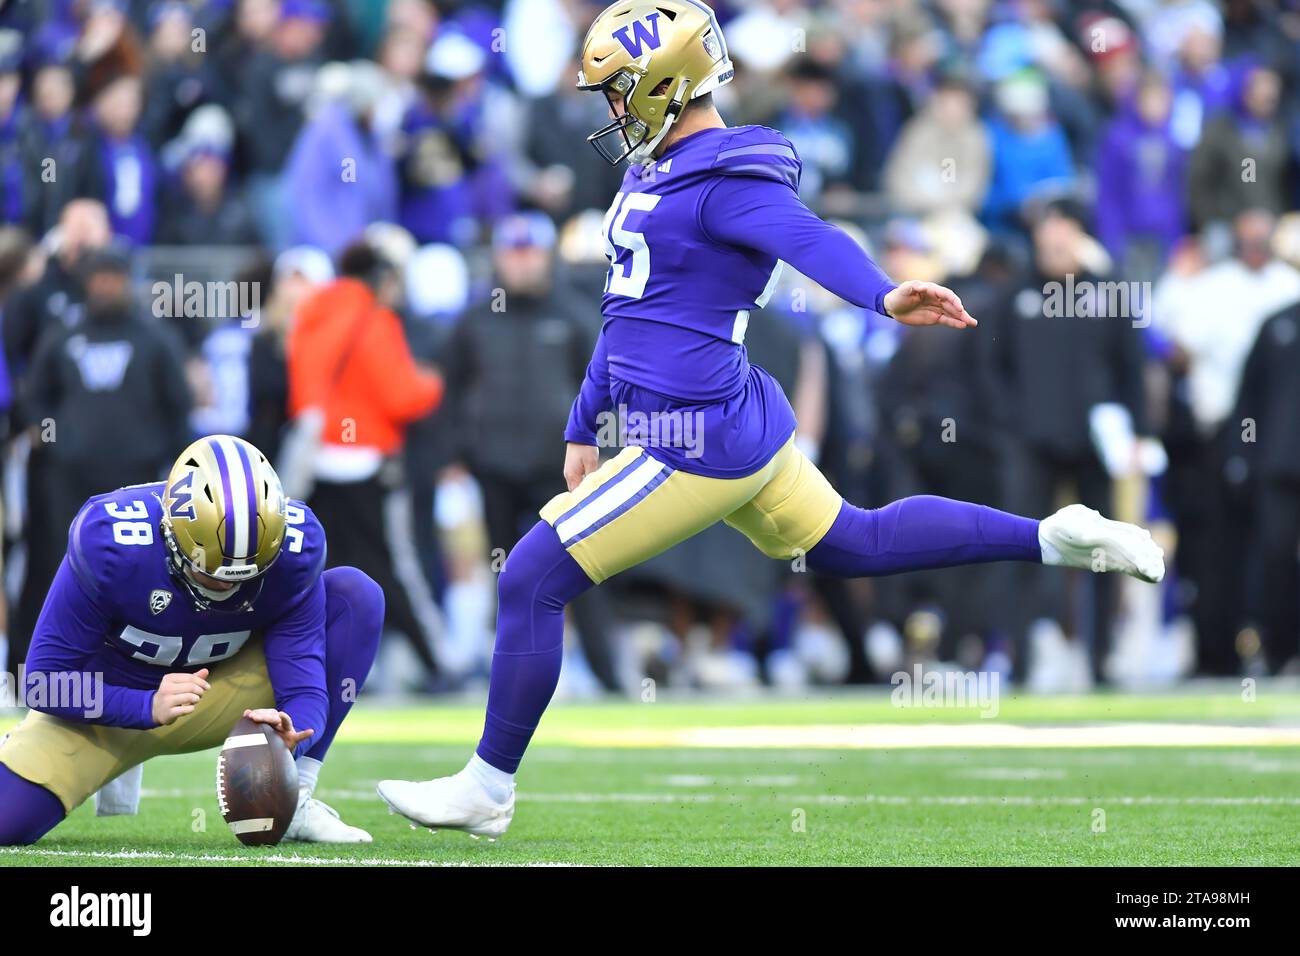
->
xmin=215 ymin=436 xmax=252 ymax=561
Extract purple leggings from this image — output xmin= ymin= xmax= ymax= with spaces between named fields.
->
xmin=477 ymin=496 xmax=1041 ymax=772
xmin=0 ymin=566 xmax=383 ymax=845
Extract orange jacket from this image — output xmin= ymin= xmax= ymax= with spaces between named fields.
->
xmin=287 ymin=277 xmax=443 ymax=454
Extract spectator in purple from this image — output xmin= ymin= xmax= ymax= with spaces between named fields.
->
xmin=284 ymin=60 xmax=397 ymax=256
xmin=1166 ymin=9 xmax=1234 ymax=151
xmin=0 ymin=47 xmax=23 ymax=228
xmin=1095 ymin=72 xmax=1188 ymax=281
xmin=17 ymin=58 xmax=98 ymax=237
xmin=397 ymin=31 xmax=513 ymax=247
xmin=85 ymin=73 xmax=159 ymax=244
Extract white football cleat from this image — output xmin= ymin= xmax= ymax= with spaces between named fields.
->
xmin=284 ymin=792 xmax=373 ymax=844
xmin=1039 ymin=504 xmax=1165 ymax=583
xmin=376 ymin=773 xmax=515 ymax=840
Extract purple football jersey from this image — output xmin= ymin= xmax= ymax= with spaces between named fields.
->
xmin=568 ymin=125 xmax=896 ymax=477
xmin=22 ymin=482 xmax=329 ymax=736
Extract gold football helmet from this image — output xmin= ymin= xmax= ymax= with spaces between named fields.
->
xmin=577 ymin=0 xmax=733 ymax=164
xmin=160 ymin=435 xmax=287 ymax=609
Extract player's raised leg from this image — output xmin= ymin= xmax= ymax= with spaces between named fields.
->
xmin=724 ymin=439 xmax=1164 ymax=583
xmin=284 ymin=566 xmax=384 ymax=843
xmin=801 ymin=498 xmax=1164 ymax=583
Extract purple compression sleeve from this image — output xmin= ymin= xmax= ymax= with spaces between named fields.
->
xmin=476 ymin=521 xmax=594 ymax=773
xmin=807 ymin=497 xmax=1043 ymax=577
xmin=0 ymin=764 xmax=67 ymax=845
xmin=699 ymin=174 xmax=899 ymax=316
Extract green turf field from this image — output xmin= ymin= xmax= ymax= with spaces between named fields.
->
xmin=2 ymin=688 xmax=1299 ymax=866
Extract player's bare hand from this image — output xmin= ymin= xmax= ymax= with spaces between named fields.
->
xmin=883 ymin=280 xmax=977 ymax=330
xmin=242 ymin=708 xmax=314 ymax=752
xmin=151 ymin=668 xmax=210 ymax=726
xmin=564 ymin=442 xmax=599 ymax=492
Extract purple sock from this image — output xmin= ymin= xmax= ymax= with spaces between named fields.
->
xmin=0 ymin=763 xmax=66 ymax=845
xmin=306 ymin=567 xmax=385 ymax=762
xmin=476 ymin=521 xmax=594 ymax=773
xmin=807 ymin=497 xmax=1042 ymax=577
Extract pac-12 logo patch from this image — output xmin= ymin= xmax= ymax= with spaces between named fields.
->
xmin=149 ymin=589 xmax=173 ymax=615
xmin=702 ymin=30 xmax=720 ymax=60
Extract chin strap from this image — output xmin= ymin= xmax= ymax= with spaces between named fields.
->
xmin=630 ymin=78 xmax=692 ymax=165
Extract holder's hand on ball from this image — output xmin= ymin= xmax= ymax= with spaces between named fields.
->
xmin=151 ymin=668 xmax=210 ymax=726
xmin=564 ymin=442 xmax=599 ymax=492
xmin=243 ymin=708 xmax=314 ymax=753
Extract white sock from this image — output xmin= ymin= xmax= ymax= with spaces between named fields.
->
xmin=465 ymin=753 xmax=514 ymax=803
xmin=296 ymin=756 xmax=323 ymax=798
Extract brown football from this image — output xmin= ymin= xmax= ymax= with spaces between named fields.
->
xmin=216 ymin=716 xmax=299 ymax=846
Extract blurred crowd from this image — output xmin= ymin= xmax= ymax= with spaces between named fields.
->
xmin=2 ymin=0 xmax=1300 ymax=695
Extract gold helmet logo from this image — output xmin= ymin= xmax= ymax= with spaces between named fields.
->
xmin=578 ymin=0 xmax=734 ymax=164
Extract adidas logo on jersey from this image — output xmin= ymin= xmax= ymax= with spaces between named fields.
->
xmin=657 ymin=159 xmax=672 ymax=174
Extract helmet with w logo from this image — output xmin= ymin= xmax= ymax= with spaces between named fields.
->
xmin=578 ymin=0 xmax=733 ymax=165
xmin=161 ymin=436 xmax=287 ymax=604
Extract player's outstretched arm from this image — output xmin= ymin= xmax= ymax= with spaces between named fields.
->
xmin=699 ymin=175 xmax=975 ymax=330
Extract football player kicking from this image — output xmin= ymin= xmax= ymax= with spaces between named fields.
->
xmin=378 ymin=0 xmax=1164 ymax=839
xmin=0 ymin=436 xmax=382 ymax=845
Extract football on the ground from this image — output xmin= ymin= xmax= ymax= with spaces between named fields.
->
xmin=216 ymin=716 xmax=299 ymax=846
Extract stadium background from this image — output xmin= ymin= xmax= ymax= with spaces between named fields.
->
xmin=1 ymin=1 xmax=1300 ymax=703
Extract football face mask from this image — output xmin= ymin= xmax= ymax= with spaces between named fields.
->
xmin=584 ymin=71 xmax=650 ymax=166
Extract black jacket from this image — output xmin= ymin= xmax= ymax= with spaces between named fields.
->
xmin=443 ymin=282 xmax=596 ymax=480
xmin=1235 ymin=302 xmax=1300 ymax=482
xmin=22 ymin=307 xmax=192 ymax=468
xmin=986 ymin=268 xmax=1149 ymax=460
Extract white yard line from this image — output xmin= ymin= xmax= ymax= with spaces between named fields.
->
xmin=520 ymin=792 xmax=1300 ymax=806
xmin=131 ymin=787 xmax=1300 ymax=807
xmin=0 ymin=847 xmax=574 ymax=867
xmin=568 ymin=723 xmax=1300 ymax=749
